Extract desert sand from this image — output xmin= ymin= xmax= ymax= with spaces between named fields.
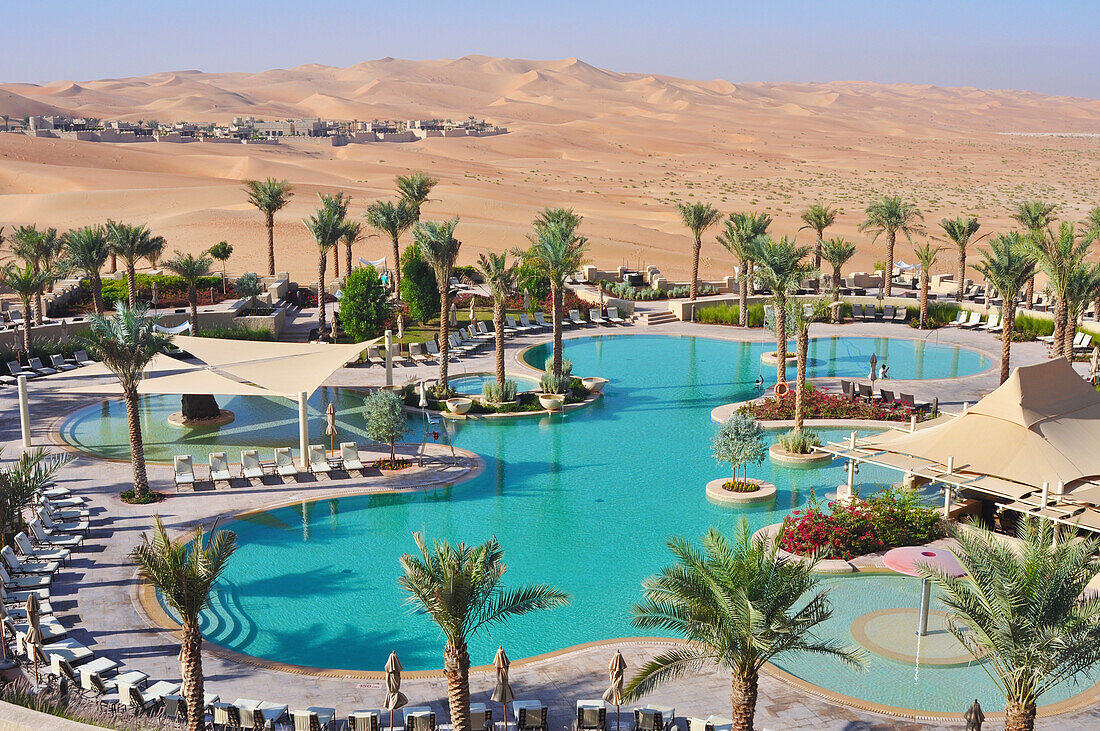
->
xmin=1 ymin=55 xmax=1099 ymax=284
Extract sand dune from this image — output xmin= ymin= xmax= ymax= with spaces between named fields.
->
xmin=1 ymin=56 xmax=1099 ymax=284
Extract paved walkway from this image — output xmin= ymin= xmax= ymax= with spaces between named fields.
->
xmin=2 ymin=317 xmax=1097 ymax=730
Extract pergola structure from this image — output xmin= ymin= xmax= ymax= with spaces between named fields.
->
xmin=815 ymin=358 xmax=1100 ymax=535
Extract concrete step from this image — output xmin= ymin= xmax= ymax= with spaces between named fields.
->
xmin=644 ymin=311 xmax=679 ymax=326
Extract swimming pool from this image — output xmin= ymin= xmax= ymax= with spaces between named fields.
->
xmin=450 ymin=372 xmax=541 ymax=395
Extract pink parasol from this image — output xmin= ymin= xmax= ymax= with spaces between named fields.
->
xmin=883 ymin=546 xmax=966 ymax=637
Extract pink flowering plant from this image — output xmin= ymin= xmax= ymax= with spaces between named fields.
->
xmin=740 ymin=385 xmax=932 ymax=422
xmin=780 ymin=488 xmax=945 ymax=560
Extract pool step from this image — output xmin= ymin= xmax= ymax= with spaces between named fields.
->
xmin=644 ymin=311 xmax=679 ymax=326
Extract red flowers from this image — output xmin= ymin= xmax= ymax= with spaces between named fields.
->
xmin=741 ymin=385 xmax=927 ymax=423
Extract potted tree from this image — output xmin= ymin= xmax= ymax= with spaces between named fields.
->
xmin=708 ymin=413 xmax=774 ymax=503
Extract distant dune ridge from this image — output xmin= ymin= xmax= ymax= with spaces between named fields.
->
xmin=1 ymin=55 xmax=1099 ymax=282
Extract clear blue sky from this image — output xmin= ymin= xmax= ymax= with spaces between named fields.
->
xmin=7 ymin=0 xmax=1100 ymax=97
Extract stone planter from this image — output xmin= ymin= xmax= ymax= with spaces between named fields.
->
xmin=768 ymin=443 xmax=834 ymax=468
xmin=705 ymin=477 xmax=777 ymax=505
xmin=580 ymin=376 xmax=609 ymax=393
xmin=445 ymin=397 xmax=472 ymax=415
xmin=538 ymin=393 xmax=565 ymax=411
xmin=759 ymin=351 xmax=795 ymax=366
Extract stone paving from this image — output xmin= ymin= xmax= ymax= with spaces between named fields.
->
xmin=2 ymin=314 xmax=1099 ymax=730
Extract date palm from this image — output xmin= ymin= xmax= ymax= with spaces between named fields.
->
xmin=244 ymin=178 xmax=294 ymax=276
xmin=77 ymin=302 xmax=173 ymax=499
xmin=913 ymin=242 xmax=943 ymax=329
xmin=939 ymin=216 xmax=982 ymax=302
xmin=625 ymin=520 xmax=865 ymax=731
xmin=820 ymin=237 xmax=856 ymax=322
xmin=8 ymin=225 xmax=61 ymax=324
xmin=399 ymin=533 xmax=569 ymax=731
xmin=303 ymin=193 xmax=352 ymax=341
xmin=718 ymin=212 xmax=771 ymax=326
xmin=974 ymin=233 xmax=1037 ymax=383
xmin=1085 ymin=207 xmax=1100 ymax=321
xmin=132 ymin=516 xmax=238 ymax=731
xmin=750 ymin=236 xmax=815 ymax=384
xmin=415 ymin=219 xmax=463 ymax=390
xmin=785 ymin=300 xmax=827 ymax=431
xmin=396 ymin=171 xmax=438 ymax=222
xmin=478 ymin=252 xmax=518 ymax=391
xmin=107 ymin=221 xmax=164 ymax=308
xmin=1028 ymin=222 xmax=1091 ymax=360
xmin=919 ymin=518 xmax=1100 ymax=731
xmin=799 ymin=202 xmax=837 ymax=271
xmin=162 ymin=251 xmax=214 ymax=331
xmin=1062 ymin=263 xmax=1100 ymax=358
xmin=677 ymin=202 xmax=722 ymax=301
xmin=0 ymin=264 xmax=50 ymax=356
xmin=1011 ymin=201 xmax=1057 ymax=309
xmin=338 ymin=221 xmax=363 ymax=281
xmin=859 ymin=196 xmax=924 ymax=299
xmin=61 ymin=225 xmax=111 ymax=315
xmin=364 ymin=199 xmax=415 ymax=337
xmin=517 ymin=209 xmax=588 ymax=377
xmin=207 ymin=241 xmax=233 ymax=294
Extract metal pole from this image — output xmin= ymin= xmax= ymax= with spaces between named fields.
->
xmin=18 ymin=375 xmax=31 ymax=449
xmin=918 ymin=578 xmax=932 ymax=636
xmin=298 ymin=391 xmax=309 ymax=469
xmin=385 ymin=329 xmax=393 ymax=387
xmin=943 ymin=486 xmax=952 ymax=518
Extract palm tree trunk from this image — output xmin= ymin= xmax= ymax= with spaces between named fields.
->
xmin=494 ymin=300 xmax=506 ymax=388
xmin=444 ymin=640 xmax=472 ymax=731
xmin=21 ymin=319 xmax=31 ymax=357
xmin=1001 ymin=303 xmax=1015 ymax=384
xmin=1025 ymin=275 xmax=1035 ymax=310
xmin=91 ymin=273 xmax=104 ymax=315
xmin=181 ymin=620 xmax=206 ymax=731
xmin=552 ymin=284 xmax=563 ymax=376
xmin=333 ymin=246 xmax=340 ymax=279
xmin=439 ymin=285 xmax=450 ymax=389
xmin=795 ymin=328 xmax=808 ymax=432
xmin=392 ymin=236 xmax=405 ymax=339
xmin=883 ymin=231 xmax=895 ymax=299
xmin=124 ymin=389 xmax=150 ymax=499
xmin=34 ymin=292 xmax=44 ymax=325
xmin=1052 ymin=299 xmax=1065 ymax=358
xmin=266 ymin=213 xmax=276 ymax=276
xmin=956 ymin=248 xmax=966 ymax=302
xmin=346 ymin=242 xmax=353 ymax=282
xmin=109 ymin=252 xmax=117 ymax=275
xmin=730 ymin=672 xmax=759 ymax=731
xmin=317 ymin=250 xmax=328 ymax=339
xmin=831 ymin=265 xmax=841 ymax=323
xmin=738 ymin=259 xmax=749 ymax=327
xmin=775 ymin=302 xmax=787 ymax=384
xmin=920 ymin=272 xmax=929 ymax=329
xmin=1004 ymin=700 xmax=1036 ymax=731
xmin=1064 ymin=308 xmax=1076 ymax=363
xmin=189 ymin=288 xmax=198 ymax=333
xmin=690 ymin=236 xmax=701 ymax=301
xmin=814 ymin=238 xmax=822 ymax=271
xmin=126 ymin=263 xmax=137 ymax=309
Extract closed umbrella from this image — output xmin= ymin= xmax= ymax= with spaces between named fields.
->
xmin=523 ymin=288 xmax=530 ymax=312
xmin=1090 ymin=346 xmax=1099 ymax=384
xmin=964 ymin=699 xmax=985 ymax=730
xmin=602 ymin=650 xmax=626 ymax=731
xmin=868 ymin=353 xmax=878 ymax=392
xmin=418 ymin=381 xmax=428 ymax=409
xmin=0 ymin=600 xmax=7 ymax=662
xmin=25 ymin=594 xmax=42 ymax=688
xmin=469 ymin=297 xmax=476 ymax=324
xmin=325 ymin=402 xmax=337 ymax=452
xmin=491 ymin=646 xmax=514 ymax=731
xmin=384 ymin=651 xmax=408 ymax=731
xmin=449 ymin=303 xmax=458 ymax=328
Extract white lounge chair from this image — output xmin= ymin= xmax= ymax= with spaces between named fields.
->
xmin=28 ymin=357 xmax=58 ymax=376
xmin=292 ymin=707 xmax=338 ymax=731
xmin=533 ymin=312 xmax=552 ymax=329
xmin=32 ymin=636 xmax=94 ymax=668
xmin=6 ymin=361 xmax=38 ymax=379
xmin=7 ymin=615 xmax=67 ymax=645
xmin=569 ymin=309 xmax=588 ymax=326
xmin=36 ymin=507 xmax=89 ymax=535
xmin=948 ymin=311 xmax=968 ymax=326
xmin=470 ymin=703 xmax=494 ymax=731
xmin=409 ymin=342 xmax=431 ymax=364
xmin=349 ymin=710 xmax=382 ymax=731
xmin=366 ymin=346 xmax=386 ymax=366
xmin=0 ymin=564 xmax=50 ymax=591
xmin=73 ymin=350 xmax=93 ymax=365
xmin=958 ymin=311 xmax=982 ymax=328
xmin=123 ymin=680 xmax=182 ymax=713
xmin=504 ymin=314 xmax=522 ymax=333
xmin=274 ymin=448 xmax=298 ymax=478
xmin=341 ymin=443 xmax=364 ymax=472
xmin=209 ymin=452 xmax=232 ymax=485
xmin=35 ymin=496 xmax=88 ymax=521
xmin=50 ymin=354 xmax=78 ymax=372
xmin=309 ymin=445 xmax=331 ymax=474
xmin=0 ymin=584 xmax=51 ymax=611
xmin=606 ymin=307 xmax=626 ymax=324
xmin=29 ymin=518 xmax=83 ymax=548
xmin=519 ymin=313 xmax=544 ymax=331
xmin=980 ymin=312 xmax=1001 ymax=331
xmin=241 ymin=450 xmax=264 ymax=480
xmin=589 ymin=308 xmax=608 ymax=325
xmin=235 ymin=699 xmax=290 ymax=729
xmin=74 ymin=656 xmax=120 ymax=690
xmin=174 ymin=456 xmax=195 ymax=490
xmin=512 ymin=702 xmax=547 ymax=731
xmin=1 ymin=545 xmax=58 ymax=576
xmin=575 ymin=700 xmax=606 ymax=731
xmin=14 ymin=532 xmax=69 ymax=564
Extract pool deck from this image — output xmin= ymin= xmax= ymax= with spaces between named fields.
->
xmin=2 ymin=317 xmax=1098 ymax=730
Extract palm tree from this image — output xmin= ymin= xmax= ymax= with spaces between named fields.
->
xmin=244 ymin=178 xmax=294 ymax=276
xmin=132 ymin=517 xmax=237 ymax=731
xmin=106 ymin=221 xmax=164 ymax=308
xmin=1062 ymin=263 xmax=1100 ymax=358
xmin=625 ymin=520 xmax=864 ymax=730
xmin=0 ymin=264 xmax=50 ymax=356
xmin=303 ymin=193 xmax=351 ymax=341
xmin=785 ymin=300 xmax=826 ymax=432
xmin=919 ymin=518 xmax=1100 ymax=731
xmin=517 ymin=209 xmax=588 ymax=377
xmin=338 ymin=221 xmax=363 ymax=281
xmin=820 ymin=237 xmax=857 ymax=322
xmin=974 ymin=233 xmax=1037 ymax=384
xmin=77 ymin=302 xmax=173 ymax=499
xmin=859 ymin=196 xmax=924 ymax=299
xmin=750 ymin=236 xmax=815 ymax=384
xmin=8 ymin=225 xmax=61 ymax=324
xmin=1010 ymin=200 xmax=1057 ymax=309
xmin=60 ymin=225 xmax=111 ymax=315
xmin=364 ymin=200 xmax=415 ymax=337
xmin=395 ymin=172 xmax=438 ymax=221
xmin=415 ymin=219 xmax=463 ymax=390
xmin=162 ymin=251 xmax=214 ymax=331
xmin=478 ymin=252 xmax=518 ymax=390
xmin=799 ymin=203 xmax=837 ymax=271
xmin=676 ymin=202 xmax=722 ymax=301
xmin=398 ymin=533 xmax=569 ymax=731
xmin=718 ymin=212 xmax=771 ymax=326
xmin=1085 ymin=206 xmax=1100 ymax=321
xmin=207 ymin=241 xmax=233 ymax=293
xmin=1029 ymin=222 xmax=1091 ymax=360
xmin=913 ymin=242 xmax=943 ymax=329
xmin=938 ymin=216 xmax=982 ymax=302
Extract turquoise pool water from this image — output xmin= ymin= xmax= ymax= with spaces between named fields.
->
xmin=450 ymin=372 xmax=541 ymax=395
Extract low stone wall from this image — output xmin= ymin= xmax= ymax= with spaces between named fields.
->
xmin=0 ymin=701 xmax=102 ymax=731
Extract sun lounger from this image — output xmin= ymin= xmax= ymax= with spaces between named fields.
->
xmin=8 ymin=615 xmax=67 ymax=646
xmin=948 ymin=311 xmax=969 ymax=326
xmin=404 ymin=707 xmax=437 ymax=731
xmin=893 ymin=306 xmax=908 ymax=322
xmin=470 ymin=703 xmax=494 ymax=731
xmin=390 ymin=344 xmax=411 ymax=366
xmin=533 ymin=312 xmax=552 ymax=329
xmin=163 ymin=692 xmax=220 ymax=724
xmin=124 ymin=680 xmax=182 ymax=713
xmin=1 ymin=545 xmax=58 ymax=575
xmin=980 ymin=312 xmax=1001 ymax=331
xmin=409 ymin=342 xmax=431 ymax=365
xmin=513 ymin=702 xmax=547 ymax=731
xmin=858 ymin=383 xmax=874 ymax=401
xmin=688 ymin=716 xmax=733 ymax=731
xmin=32 ymin=636 xmax=94 ymax=668
xmin=589 ymin=308 xmax=608 ymax=325
xmin=292 ymin=707 xmax=338 ymax=731
xmin=519 ymin=313 xmax=544 ymax=331
xmin=635 ymin=706 xmax=676 ymax=731
xmin=209 ymin=452 xmax=232 ymax=485
xmin=883 ymin=305 xmax=896 ymax=321
xmin=1 ymin=584 xmax=51 ymax=610
xmin=73 ymin=350 xmax=93 ymax=365
xmin=74 ymin=657 xmax=119 ymax=691
xmin=275 ymin=447 xmax=298 ymax=478
xmin=899 ymin=392 xmax=930 ymax=411
xmin=29 ymin=518 xmax=83 ymax=548
xmin=235 ymin=699 xmax=290 ymax=729
xmin=38 ymin=490 xmax=85 ymax=509
xmin=15 ymin=532 xmax=69 ymax=564
xmin=606 ymin=307 xmax=626 ymax=324
xmin=366 ymin=346 xmax=386 ymax=366
xmin=959 ymin=311 xmax=982 ymax=328
xmin=341 ymin=442 xmax=364 ymax=472
xmin=6 ymin=361 xmax=38 ymax=379
xmin=879 ymin=389 xmax=897 ymax=405
xmin=576 ymin=700 xmax=606 ymax=731
xmin=28 ymin=357 xmax=58 ymax=376
xmin=569 ymin=309 xmax=588 ymax=326
xmin=348 ymin=710 xmax=382 ymax=731
xmin=449 ymin=332 xmax=477 ymax=355
xmin=309 ymin=445 xmax=331 ymax=474
xmin=0 ymin=564 xmax=50 ymax=590
xmin=174 ymin=455 xmax=195 ymax=490
xmin=425 ymin=339 xmax=454 ymax=362
xmin=241 ymin=450 xmax=264 ymax=480
xmin=36 ymin=508 xmax=89 ymax=536
xmin=49 ymin=354 xmax=78 ymax=372
xmin=36 ymin=497 xmax=89 ymax=522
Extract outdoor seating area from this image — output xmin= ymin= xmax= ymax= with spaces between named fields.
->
xmin=837 ymin=379 xmax=934 ymax=411
xmin=2 ymin=350 xmax=94 ymax=385
xmin=173 ymin=442 xmax=375 ymax=490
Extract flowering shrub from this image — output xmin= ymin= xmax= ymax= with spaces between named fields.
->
xmin=739 ymin=385 xmax=933 ymax=422
xmin=780 ymin=489 xmax=945 ymax=560
xmin=722 ymin=480 xmax=760 ymax=493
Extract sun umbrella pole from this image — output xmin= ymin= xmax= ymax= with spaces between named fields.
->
xmin=298 ymin=391 xmax=309 ymax=469
xmin=918 ymin=577 xmax=932 ymax=636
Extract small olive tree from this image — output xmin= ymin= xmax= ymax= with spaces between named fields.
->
xmin=713 ymin=413 xmax=767 ymax=486
xmin=364 ymin=389 xmax=407 ymax=461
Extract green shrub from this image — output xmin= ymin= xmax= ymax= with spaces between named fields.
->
xmin=516 ymin=259 xmax=551 ymax=301
xmin=483 ymin=379 xmax=518 ymax=402
xmin=544 ymin=356 xmax=573 ymax=376
xmin=540 ymin=372 xmax=572 ymax=395
xmin=100 ymin=273 xmax=223 ymax=304
xmin=399 ymin=242 xmax=440 ymax=323
xmin=905 ymin=302 xmax=960 ymax=328
xmin=1014 ymin=313 xmax=1055 ymax=338
xmin=195 ymin=325 xmax=275 ymax=341
xmin=340 ymin=266 xmax=391 ymax=340
xmin=695 ymin=302 xmax=766 ymax=327
xmin=235 ymin=272 xmax=264 ymax=297
xmin=777 ymin=428 xmax=822 ymax=454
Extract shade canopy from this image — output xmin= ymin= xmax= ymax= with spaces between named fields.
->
xmin=883 ymin=546 xmax=965 ymax=578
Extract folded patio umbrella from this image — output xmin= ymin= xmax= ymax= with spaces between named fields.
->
xmin=325 ymin=402 xmax=337 ymax=451
xmin=25 ymin=594 xmax=42 ymax=687
xmin=384 ymin=651 xmax=408 ymax=731
xmin=491 ymin=646 xmax=514 ymax=731
xmin=602 ymin=650 xmax=627 ymax=731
